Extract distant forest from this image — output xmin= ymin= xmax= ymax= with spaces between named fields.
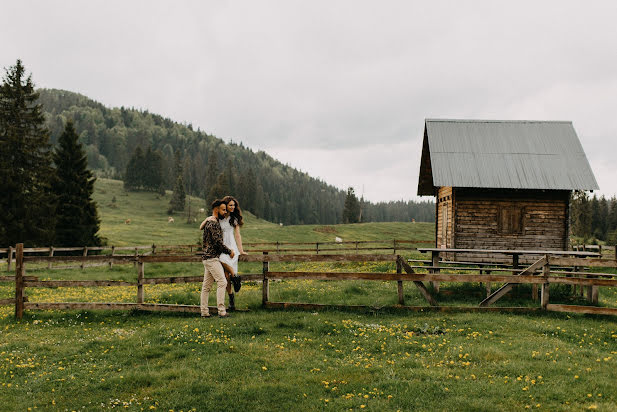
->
xmin=38 ymin=89 xmax=435 ymax=225
xmin=570 ymin=192 xmax=617 ymax=245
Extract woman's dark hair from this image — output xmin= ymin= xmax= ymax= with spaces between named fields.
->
xmin=222 ymin=195 xmax=244 ymax=227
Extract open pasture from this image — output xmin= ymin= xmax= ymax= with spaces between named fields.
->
xmin=3 ymin=253 xmax=617 ymax=410
xmin=1 ymin=179 xmax=617 ymax=410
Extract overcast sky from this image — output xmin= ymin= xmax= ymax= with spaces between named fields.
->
xmin=2 ymin=1 xmax=616 ymax=202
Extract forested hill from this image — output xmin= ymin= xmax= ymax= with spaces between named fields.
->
xmin=38 ymin=88 xmax=435 ymax=225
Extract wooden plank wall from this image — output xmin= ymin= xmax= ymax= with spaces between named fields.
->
xmin=453 ymin=189 xmax=569 ymax=262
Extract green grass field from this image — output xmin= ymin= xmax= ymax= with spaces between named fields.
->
xmin=1 ymin=178 xmax=617 ymax=411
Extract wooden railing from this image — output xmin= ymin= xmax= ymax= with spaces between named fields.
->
xmin=242 ymin=239 xmax=432 ymax=254
xmin=5 ymin=244 xmax=617 ymax=319
xmin=0 ymin=239 xmax=433 ymax=271
xmin=572 ymin=243 xmax=617 ymax=257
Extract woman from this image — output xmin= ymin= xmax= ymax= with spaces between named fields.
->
xmin=218 ymin=195 xmax=247 ymax=310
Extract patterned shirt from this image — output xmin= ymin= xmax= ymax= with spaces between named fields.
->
xmin=202 ymin=219 xmax=232 ymax=260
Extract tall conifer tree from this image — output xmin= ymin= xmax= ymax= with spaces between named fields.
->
xmin=168 ymin=151 xmax=186 ymax=213
xmin=0 ymin=60 xmax=56 ymax=246
xmin=343 ymin=187 xmax=361 ymax=224
xmin=124 ymin=146 xmax=144 ymax=190
xmin=52 ymin=121 xmax=101 ymax=246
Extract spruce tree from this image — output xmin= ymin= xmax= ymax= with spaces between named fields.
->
xmin=208 ymin=170 xmax=231 ymax=203
xmin=52 ymin=121 xmax=101 ymax=246
xmin=240 ymin=167 xmax=257 ymax=212
xmin=254 ymin=183 xmax=265 ymax=218
xmin=204 ymin=150 xmax=219 ymax=203
xmin=608 ymin=197 xmax=617 ymax=234
xmin=0 ymin=60 xmax=56 ymax=246
xmin=343 ymin=187 xmax=361 ymax=223
xmin=590 ymin=195 xmax=601 ymax=239
xmin=168 ymin=150 xmax=185 ymax=213
xmin=124 ymin=146 xmax=144 ymax=190
xmin=143 ymin=146 xmax=164 ymax=191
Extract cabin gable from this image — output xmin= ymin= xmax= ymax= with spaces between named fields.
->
xmin=417 ymin=119 xmax=597 ymax=257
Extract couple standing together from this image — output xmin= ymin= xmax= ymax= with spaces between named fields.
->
xmin=199 ymin=195 xmax=246 ymax=318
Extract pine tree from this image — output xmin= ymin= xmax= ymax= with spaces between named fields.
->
xmin=590 ymin=195 xmax=601 ymax=239
xmin=168 ymin=175 xmax=186 ymax=212
xmin=0 ymin=60 xmax=56 ymax=246
xmin=168 ymin=154 xmax=186 ymax=215
xmin=208 ymin=170 xmax=231 ymax=203
xmin=571 ymin=191 xmax=592 ymax=239
xmin=226 ymin=160 xmax=237 ymax=195
xmin=343 ymin=187 xmax=361 ymax=224
xmin=52 ymin=121 xmax=101 ymax=246
xmin=254 ymin=183 xmax=265 ymax=218
xmin=608 ymin=197 xmax=617 ymax=233
xmin=598 ymin=196 xmax=609 ymax=240
xmin=239 ymin=167 xmax=256 ymax=212
xmin=204 ymin=150 xmax=218 ymax=203
xmin=143 ymin=146 xmax=164 ymax=191
xmin=124 ymin=146 xmax=144 ymax=191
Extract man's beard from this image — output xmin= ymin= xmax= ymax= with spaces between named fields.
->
xmin=218 ymin=211 xmax=226 ymax=219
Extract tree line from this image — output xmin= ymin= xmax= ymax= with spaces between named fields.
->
xmin=570 ymin=192 xmax=617 ymax=245
xmin=38 ymin=88 xmax=436 ymax=225
xmin=342 ymin=188 xmax=434 ymax=224
xmin=0 ymin=60 xmax=100 ymax=247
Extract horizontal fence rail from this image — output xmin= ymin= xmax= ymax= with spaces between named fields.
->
xmin=1 ymin=239 xmax=433 ymax=272
xmin=4 ymin=244 xmax=617 ymax=319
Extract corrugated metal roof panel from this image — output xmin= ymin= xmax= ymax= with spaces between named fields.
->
xmin=422 ymin=119 xmax=599 ymax=191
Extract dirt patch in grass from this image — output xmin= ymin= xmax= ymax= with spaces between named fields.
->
xmin=313 ymin=226 xmax=338 ymax=234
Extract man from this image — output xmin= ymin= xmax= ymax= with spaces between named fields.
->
xmin=200 ymin=199 xmax=235 ymax=318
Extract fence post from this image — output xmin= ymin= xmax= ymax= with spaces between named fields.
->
xmin=512 ymin=254 xmax=520 ymax=274
xmin=109 ymin=246 xmax=115 ymax=269
xmin=15 ymin=243 xmax=24 ymax=320
xmin=152 ymin=244 xmax=156 ymax=255
xmin=48 ymin=246 xmax=54 ymax=270
xmin=430 ymin=250 xmax=440 ymax=293
xmin=133 ymin=248 xmax=138 ymax=268
xmin=396 ymin=256 xmax=404 ymax=305
xmin=541 ymin=255 xmax=550 ymax=310
xmin=262 ymin=252 xmax=269 ymax=306
xmin=393 ymin=239 xmax=397 ymax=255
xmin=276 ymin=241 xmax=280 ymax=254
xmin=316 ymin=243 xmax=319 ymax=255
xmin=137 ymin=261 xmax=144 ymax=304
xmin=80 ymin=246 xmax=88 ymax=270
xmin=7 ymin=246 xmax=13 ymax=272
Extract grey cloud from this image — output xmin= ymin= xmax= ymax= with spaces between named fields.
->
xmin=1 ymin=0 xmax=616 ymax=200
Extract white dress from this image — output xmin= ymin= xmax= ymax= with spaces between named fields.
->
xmin=219 ymin=216 xmax=239 ymax=274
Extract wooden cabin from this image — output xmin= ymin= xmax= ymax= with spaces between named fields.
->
xmin=417 ymin=119 xmax=598 ymax=262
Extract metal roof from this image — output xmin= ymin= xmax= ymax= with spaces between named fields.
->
xmin=417 ymin=119 xmax=599 ymax=195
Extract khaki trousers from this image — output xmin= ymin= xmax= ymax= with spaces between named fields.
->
xmin=201 ymin=258 xmax=227 ymax=316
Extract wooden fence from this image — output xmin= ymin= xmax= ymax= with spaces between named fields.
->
xmin=4 ymin=243 xmax=617 ymax=319
xmin=0 ymin=239 xmax=433 ymax=272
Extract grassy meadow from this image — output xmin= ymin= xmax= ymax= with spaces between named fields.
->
xmin=91 ymin=178 xmax=434 ymax=246
xmin=1 ymin=178 xmax=617 ymax=410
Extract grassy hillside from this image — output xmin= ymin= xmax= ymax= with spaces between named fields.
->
xmin=94 ymin=178 xmax=434 ymax=246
